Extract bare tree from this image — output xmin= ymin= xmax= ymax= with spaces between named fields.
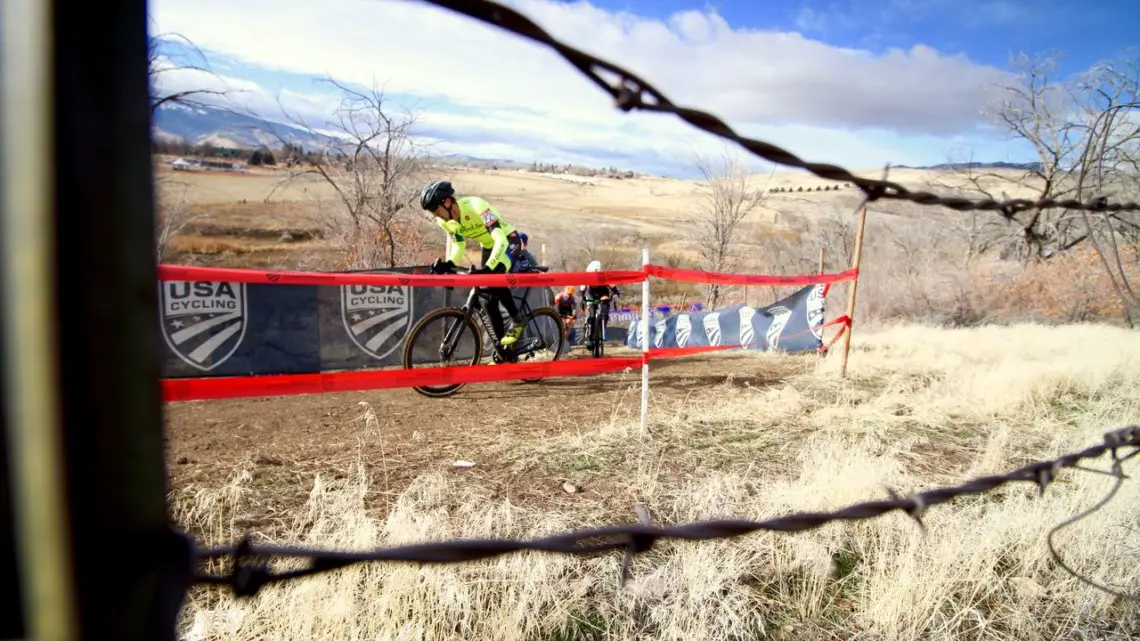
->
xmin=971 ymin=50 xmax=1140 ymax=324
xmin=147 ymin=30 xmax=237 ymax=263
xmin=932 ymin=147 xmax=1033 ymax=263
xmin=153 ymin=179 xmax=204 ymax=263
xmin=272 ymin=77 xmax=432 ymax=269
xmin=691 ymin=144 xmax=773 ymax=310
xmin=147 ymin=31 xmax=235 ymax=115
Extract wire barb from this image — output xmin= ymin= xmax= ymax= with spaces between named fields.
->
xmin=192 ymin=426 xmax=1140 ymax=599
xmin=415 ymin=0 xmax=1140 ymax=216
xmin=620 ymin=504 xmax=654 ymax=586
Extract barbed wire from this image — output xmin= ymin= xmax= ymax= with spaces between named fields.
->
xmin=414 ymin=0 xmax=1140 ymax=218
xmin=192 ymin=425 xmax=1140 ymax=600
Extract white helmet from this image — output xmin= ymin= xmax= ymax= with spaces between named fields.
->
xmin=586 ymin=260 xmax=602 ymax=272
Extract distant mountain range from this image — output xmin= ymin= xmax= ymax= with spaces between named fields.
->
xmin=151 ymin=103 xmax=525 ymax=167
xmin=151 ymin=103 xmax=323 ymax=149
xmin=894 ymin=161 xmax=1044 ymax=172
xmin=152 ymin=102 xmax=1041 ymax=173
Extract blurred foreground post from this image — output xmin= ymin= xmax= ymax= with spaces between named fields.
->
xmin=2 ymin=0 xmax=75 ymax=638
xmin=3 ymin=0 xmax=175 ymax=638
xmin=839 ymin=204 xmax=868 ymax=377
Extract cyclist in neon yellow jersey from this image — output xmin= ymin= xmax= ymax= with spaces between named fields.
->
xmin=420 ymin=179 xmax=526 ymax=347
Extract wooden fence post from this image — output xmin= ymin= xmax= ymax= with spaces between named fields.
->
xmin=840 ymin=204 xmax=868 ymax=377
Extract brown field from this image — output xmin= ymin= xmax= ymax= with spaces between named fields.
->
xmin=156 ymin=160 xmax=1020 ymax=271
xmin=163 ymin=161 xmax=1140 ymax=639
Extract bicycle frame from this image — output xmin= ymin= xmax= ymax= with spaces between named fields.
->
xmin=584 ymin=297 xmax=611 ymax=343
xmin=437 ymin=280 xmax=545 ymax=363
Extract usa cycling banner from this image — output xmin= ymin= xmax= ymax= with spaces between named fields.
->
xmin=626 ymin=284 xmax=827 ymax=353
xmin=157 ymin=263 xmax=853 ymax=384
xmin=157 ymin=264 xmax=556 ymax=379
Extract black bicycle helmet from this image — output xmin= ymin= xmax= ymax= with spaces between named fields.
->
xmin=420 ymin=180 xmax=455 ymax=211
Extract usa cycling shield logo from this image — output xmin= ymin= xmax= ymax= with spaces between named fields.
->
xmin=739 ymin=306 xmax=757 ymax=347
xmin=341 ymin=284 xmax=413 ymax=360
xmin=702 ymin=312 xmax=722 ymax=346
xmin=653 ymin=317 xmax=668 ymax=348
xmin=807 ymin=284 xmax=826 ymax=340
xmin=765 ymin=306 xmax=793 ymax=350
xmin=159 ymin=280 xmax=248 ymax=371
xmin=674 ymin=314 xmax=693 ymax=347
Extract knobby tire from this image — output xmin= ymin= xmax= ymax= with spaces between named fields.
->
xmin=594 ymin=313 xmax=606 ymax=358
xmin=520 ymin=307 xmax=567 ymax=383
xmin=402 ymin=307 xmax=483 ymax=398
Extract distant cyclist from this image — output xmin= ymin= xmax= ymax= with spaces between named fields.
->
xmin=420 ymin=179 xmax=525 ymax=347
xmin=512 ymin=232 xmax=540 ymax=272
xmin=579 ymin=260 xmax=620 ymax=351
xmin=553 ymin=285 xmax=578 ymax=341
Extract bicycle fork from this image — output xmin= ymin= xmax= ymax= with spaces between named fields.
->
xmin=438 ymin=312 xmax=468 ymax=362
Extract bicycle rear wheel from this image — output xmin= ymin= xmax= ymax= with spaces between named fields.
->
xmin=401 ymin=307 xmax=483 ymax=398
xmin=517 ymin=307 xmax=566 ymax=383
xmin=596 ymin=301 xmax=608 ymax=358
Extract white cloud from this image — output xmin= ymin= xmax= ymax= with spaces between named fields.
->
xmin=151 ymin=55 xmax=265 ymax=99
xmin=148 ymin=0 xmax=1024 ymax=175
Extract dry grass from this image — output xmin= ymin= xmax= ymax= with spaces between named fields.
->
xmin=173 ymin=322 xmax=1140 ymax=640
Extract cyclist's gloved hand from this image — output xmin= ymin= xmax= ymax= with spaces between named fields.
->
xmin=430 ymin=258 xmax=457 ymax=275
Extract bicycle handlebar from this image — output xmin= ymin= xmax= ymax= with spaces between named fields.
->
xmin=428 ymin=258 xmax=551 ymax=276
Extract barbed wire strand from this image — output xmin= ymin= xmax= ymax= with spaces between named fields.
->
xmin=192 ymin=425 xmax=1140 ymax=600
xmin=414 ymin=0 xmax=1140 ymax=218
xmin=1047 ymin=446 xmax=1140 ymax=600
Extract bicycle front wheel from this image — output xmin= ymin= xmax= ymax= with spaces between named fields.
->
xmin=401 ymin=307 xmax=484 ymax=398
xmin=518 ymin=307 xmax=566 ymax=383
xmin=595 ymin=316 xmax=606 ymax=358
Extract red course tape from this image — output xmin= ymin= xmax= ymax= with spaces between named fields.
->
xmin=163 ymin=338 xmax=835 ymax=402
xmin=157 ymin=263 xmax=857 ymax=289
xmin=646 ymin=344 xmax=743 ymax=359
xmin=157 ymin=264 xmax=647 ymax=288
xmin=162 ymin=356 xmax=644 ymax=402
xmin=645 ymin=264 xmax=858 ymax=286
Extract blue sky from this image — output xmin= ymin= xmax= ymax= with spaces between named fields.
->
xmin=148 ymin=0 xmax=1138 ymax=178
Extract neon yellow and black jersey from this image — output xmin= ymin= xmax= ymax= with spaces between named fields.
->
xmin=436 ymin=196 xmax=518 ymax=271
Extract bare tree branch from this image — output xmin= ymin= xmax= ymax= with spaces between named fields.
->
xmin=690 ymin=142 xmax=774 ymax=310
xmin=964 ymin=49 xmax=1140 ymax=325
xmin=153 ymin=177 xmax=205 ymax=263
xmin=264 ymin=76 xmax=434 ymax=269
xmin=147 ymin=31 xmax=240 ymax=115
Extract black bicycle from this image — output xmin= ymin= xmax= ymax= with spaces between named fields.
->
xmin=401 ymin=260 xmax=566 ymax=398
xmin=582 ymin=294 xmax=612 ymax=358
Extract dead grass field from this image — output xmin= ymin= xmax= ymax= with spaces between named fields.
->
xmin=155 ymin=162 xmax=1002 ymax=271
xmin=170 ymin=322 xmax=1140 ymax=641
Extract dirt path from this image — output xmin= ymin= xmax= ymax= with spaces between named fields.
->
xmin=164 ymin=351 xmax=815 ymax=534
